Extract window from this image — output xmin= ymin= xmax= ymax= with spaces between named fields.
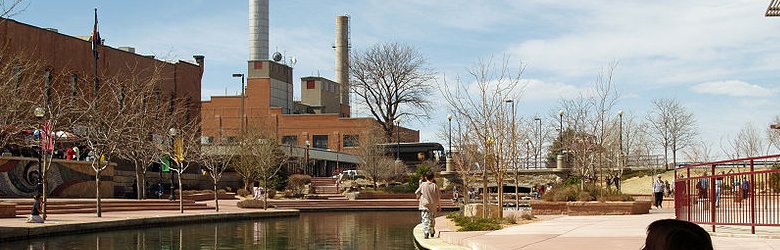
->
xmin=44 ymin=70 xmax=52 ymax=104
xmin=343 ymin=135 xmax=359 ymax=147
xmin=70 ymin=74 xmax=78 ymax=103
xmin=312 ymin=135 xmax=328 ymax=149
xmin=224 ymin=136 xmax=237 ymax=144
xmin=281 ymin=136 xmax=298 ymax=146
xmin=306 ymin=80 xmax=315 ymax=89
xmin=201 ymin=136 xmax=213 ymax=145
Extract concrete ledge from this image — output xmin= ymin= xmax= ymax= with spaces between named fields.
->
xmin=0 ymin=203 xmax=16 ymax=218
xmin=0 ymin=209 xmax=299 ymax=242
xmin=531 ymin=201 xmax=651 ymax=215
xmin=412 ymin=223 xmax=470 ymax=250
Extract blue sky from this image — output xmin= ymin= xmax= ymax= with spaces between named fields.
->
xmin=13 ymin=0 xmax=780 ymax=159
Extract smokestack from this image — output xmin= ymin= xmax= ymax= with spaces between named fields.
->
xmin=248 ymin=0 xmax=269 ymax=61
xmin=335 ymin=15 xmax=350 ymax=108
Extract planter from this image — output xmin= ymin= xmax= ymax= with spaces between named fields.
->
xmin=463 ymin=203 xmax=501 ymax=218
xmin=0 ymin=203 xmax=15 ymax=218
xmin=530 ymin=201 xmax=651 ymax=215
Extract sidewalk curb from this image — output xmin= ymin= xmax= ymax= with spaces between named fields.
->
xmin=412 ymin=224 xmax=470 ymax=250
xmin=0 ymin=209 xmax=299 ymax=242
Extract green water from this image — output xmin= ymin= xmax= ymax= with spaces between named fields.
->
xmin=1 ymin=211 xmax=421 ymax=250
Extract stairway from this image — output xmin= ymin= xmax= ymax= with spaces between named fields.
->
xmin=310 ymin=177 xmax=341 ymax=198
xmin=12 ymin=199 xmax=213 ymax=215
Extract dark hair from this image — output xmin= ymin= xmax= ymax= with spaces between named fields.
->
xmin=425 ymin=172 xmax=435 ymax=182
xmin=643 ymin=219 xmax=713 ymax=250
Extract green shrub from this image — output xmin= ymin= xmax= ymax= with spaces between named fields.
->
xmin=236 ymin=189 xmax=251 ymax=197
xmin=383 ymin=183 xmax=418 ymax=193
xmin=286 ymin=174 xmax=312 ymax=196
xmin=446 ymin=212 xmax=503 ymax=231
xmin=542 ymin=183 xmax=634 ymax=202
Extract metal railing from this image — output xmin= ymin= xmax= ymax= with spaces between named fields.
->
xmin=674 ymin=154 xmax=780 ymax=234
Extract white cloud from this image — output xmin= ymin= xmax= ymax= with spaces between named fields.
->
xmin=521 ymin=79 xmax=586 ymax=102
xmin=691 ymin=80 xmax=776 ymax=97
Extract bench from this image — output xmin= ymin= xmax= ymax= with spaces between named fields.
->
xmin=0 ymin=202 xmax=16 ymax=218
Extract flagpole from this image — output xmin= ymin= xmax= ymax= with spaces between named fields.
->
xmin=93 ymin=8 xmax=99 ymax=95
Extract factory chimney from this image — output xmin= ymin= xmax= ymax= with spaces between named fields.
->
xmin=335 ymin=15 xmax=350 ymax=116
xmin=248 ymin=0 xmax=269 ymax=61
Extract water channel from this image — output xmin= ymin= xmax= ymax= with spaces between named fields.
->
xmin=2 ymin=211 xmax=421 ymax=250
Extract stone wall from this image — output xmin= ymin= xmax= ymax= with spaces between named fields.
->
xmin=531 ymin=201 xmax=651 ymax=215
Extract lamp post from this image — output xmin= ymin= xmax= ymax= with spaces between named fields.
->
xmin=525 ymin=139 xmax=531 ymax=169
xmin=168 ymin=127 xmax=177 ymax=201
xmin=534 ymin=117 xmax=541 ymax=168
xmin=446 ymin=114 xmax=453 ymax=172
xmin=395 ymin=117 xmax=401 ymax=161
xmin=232 ymin=73 xmax=245 ymax=135
xmin=34 ymin=107 xmax=45 ymax=195
xmin=558 ymin=110 xmax=564 ymax=150
xmin=505 ymin=100 xmax=517 ymax=210
xmin=618 ymin=110 xmax=624 ymax=169
xmin=305 ymin=140 xmax=311 ymax=175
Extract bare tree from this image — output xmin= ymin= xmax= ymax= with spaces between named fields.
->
xmin=724 ymin=122 xmax=766 ymax=159
xmin=440 ymin=55 xmax=525 ymax=219
xmin=167 ymin=114 xmax=200 ymax=213
xmin=237 ymin=127 xmax=286 ymax=210
xmin=769 ymin=116 xmax=780 ymax=154
xmin=683 ymin=139 xmax=714 ymax=164
xmin=0 ymin=50 xmax=39 ymax=148
xmin=645 ymin=98 xmax=697 ymax=170
xmin=200 ymin=142 xmax=236 ymax=212
xmin=356 ymin=128 xmax=404 ymax=190
xmin=350 ymin=42 xmax=436 ymax=142
xmin=0 ymin=0 xmax=28 ymax=19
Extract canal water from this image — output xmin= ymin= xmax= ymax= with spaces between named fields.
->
xmin=2 ymin=211 xmax=421 ymax=250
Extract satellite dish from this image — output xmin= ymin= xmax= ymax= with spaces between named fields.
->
xmin=272 ymin=52 xmax=283 ymax=62
xmin=290 ymin=56 xmax=297 ymax=66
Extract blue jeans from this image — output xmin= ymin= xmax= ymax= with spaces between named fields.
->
xmin=421 ymin=210 xmax=436 ymax=237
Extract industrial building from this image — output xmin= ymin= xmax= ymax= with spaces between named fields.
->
xmin=200 ymin=0 xmax=420 ymax=177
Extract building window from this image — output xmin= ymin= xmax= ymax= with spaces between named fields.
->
xmin=281 ymin=136 xmax=298 ymax=146
xmin=306 ymin=80 xmax=315 ymax=89
xmin=224 ymin=136 xmax=237 ymax=144
xmin=343 ymin=135 xmax=359 ymax=147
xmin=70 ymin=74 xmax=78 ymax=102
xmin=312 ymin=135 xmax=328 ymax=149
xmin=44 ymin=70 xmax=52 ymax=104
xmin=201 ymin=136 xmax=213 ymax=145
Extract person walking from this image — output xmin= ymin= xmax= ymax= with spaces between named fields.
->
xmin=652 ymin=174 xmax=665 ymax=209
xmin=415 ymin=172 xmax=440 ymax=239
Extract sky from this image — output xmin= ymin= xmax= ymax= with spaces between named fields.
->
xmin=11 ymin=0 xmax=780 ymax=159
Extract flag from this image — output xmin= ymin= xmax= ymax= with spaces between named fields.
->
xmin=161 ymin=155 xmax=170 ymax=173
xmin=91 ymin=8 xmax=101 ymax=59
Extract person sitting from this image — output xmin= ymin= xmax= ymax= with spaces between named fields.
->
xmin=643 ymin=219 xmax=713 ymax=250
xmin=25 ymin=194 xmax=45 ymax=223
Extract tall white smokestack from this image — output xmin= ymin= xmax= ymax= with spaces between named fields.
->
xmin=249 ymin=0 xmax=269 ymax=61
xmin=335 ymin=15 xmax=350 ymax=109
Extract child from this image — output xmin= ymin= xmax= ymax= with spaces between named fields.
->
xmin=415 ymin=172 xmax=440 ymax=239
xmin=25 ymin=194 xmax=44 ymax=223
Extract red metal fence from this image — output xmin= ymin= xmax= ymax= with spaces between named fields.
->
xmin=675 ymin=154 xmax=780 ymax=234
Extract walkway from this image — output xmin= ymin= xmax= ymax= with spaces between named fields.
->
xmin=0 ymin=200 xmax=298 ymax=242
xmin=416 ymin=208 xmax=780 ymax=250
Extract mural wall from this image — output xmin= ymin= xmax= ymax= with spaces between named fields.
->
xmin=0 ymin=156 xmax=113 ymax=198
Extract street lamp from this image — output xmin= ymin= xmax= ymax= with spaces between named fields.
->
xmin=232 ymin=73 xmax=245 ymax=135
xmin=525 ymin=139 xmax=531 ymax=169
xmin=618 ymin=110 xmax=624 ymax=170
xmin=305 ymin=140 xmax=311 ymax=175
xmin=533 ymin=117 xmax=541 ymax=168
xmin=558 ymin=110 xmax=564 ymax=150
xmin=168 ymin=127 xmax=177 ymax=201
xmin=34 ymin=107 xmax=44 ymax=195
xmin=446 ymin=114 xmax=453 ymax=172
xmin=395 ymin=117 xmax=401 ymax=161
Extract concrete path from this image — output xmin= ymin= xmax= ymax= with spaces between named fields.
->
xmin=0 ymin=200 xmax=298 ymax=242
xmin=420 ymin=208 xmax=780 ymax=250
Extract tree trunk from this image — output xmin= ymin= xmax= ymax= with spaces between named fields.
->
xmin=178 ymin=172 xmax=184 ymax=213
xmin=214 ymin=182 xmax=219 ymax=212
xmin=96 ymin=168 xmax=102 ymax=217
xmin=263 ymin=176 xmax=268 ymax=210
xmin=135 ymin=167 xmax=143 ymax=200
xmin=140 ymin=174 xmax=146 ymax=200
xmin=41 ymin=170 xmax=48 ymax=220
xmin=497 ymin=178 xmax=504 ymax=219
